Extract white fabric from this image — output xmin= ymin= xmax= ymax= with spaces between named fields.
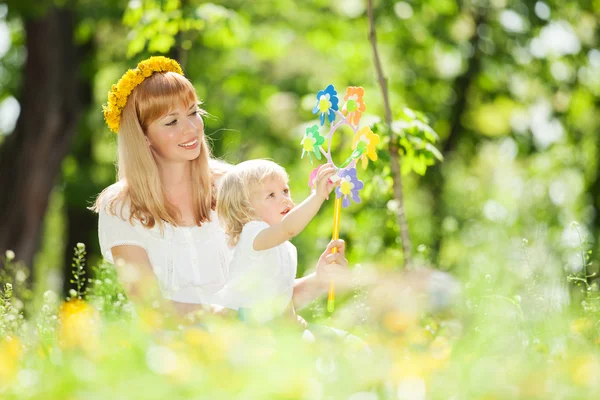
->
xmin=98 ymin=182 xmax=232 ymax=304
xmin=217 ymin=220 xmax=297 ymax=322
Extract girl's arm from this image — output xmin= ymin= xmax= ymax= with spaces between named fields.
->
xmin=253 ymin=192 xmax=326 ymax=250
xmin=253 ymin=164 xmax=337 ymax=251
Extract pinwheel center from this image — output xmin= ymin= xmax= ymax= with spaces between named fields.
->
xmin=340 ymin=179 xmax=354 ymax=195
xmin=302 ymin=136 xmax=316 ymax=151
xmin=318 ymin=95 xmax=331 ymax=113
xmin=346 ymin=98 xmax=357 ymax=113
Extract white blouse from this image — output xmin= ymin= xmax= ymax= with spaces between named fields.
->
xmin=98 ymin=182 xmax=232 ymax=304
xmin=217 ymin=220 xmax=297 ymax=322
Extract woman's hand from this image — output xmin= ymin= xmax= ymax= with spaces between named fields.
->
xmin=315 ymin=239 xmax=352 ymax=291
xmin=292 ymin=239 xmax=351 ymax=310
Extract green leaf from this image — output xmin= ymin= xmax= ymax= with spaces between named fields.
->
xmin=148 ymin=34 xmax=176 ymax=53
xmin=127 ymin=32 xmax=147 ymax=58
xmin=425 ymin=142 xmax=444 ymax=161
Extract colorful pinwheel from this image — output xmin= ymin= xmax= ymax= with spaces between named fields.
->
xmin=300 ymin=84 xmax=380 ymax=313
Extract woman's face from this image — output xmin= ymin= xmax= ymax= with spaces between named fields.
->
xmin=145 ymin=101 xmax=204 ymax=164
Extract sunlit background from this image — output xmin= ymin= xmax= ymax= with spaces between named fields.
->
xmin=1 ymin=0 xmax=600 ymax=398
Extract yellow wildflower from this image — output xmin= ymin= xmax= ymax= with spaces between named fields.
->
xmin=58 ymin=299 xmax=100 ymax=352
xmin=570 ymin=355 xmax=600 ymax=388
xmin=0 ymin=337 xmax=23 ymax=382
xmin=570 ymin=317 xmax=594 ymax=335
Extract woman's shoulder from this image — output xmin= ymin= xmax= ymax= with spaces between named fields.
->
xmin=96 ymin=181 xmax=128 ymax=214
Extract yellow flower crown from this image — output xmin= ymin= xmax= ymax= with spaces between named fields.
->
xmin=103 ymin=56 xmax=184 ymax=133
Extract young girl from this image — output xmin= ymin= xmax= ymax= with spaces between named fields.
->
xmin=217 ymin=159 xmax=338 ymax=322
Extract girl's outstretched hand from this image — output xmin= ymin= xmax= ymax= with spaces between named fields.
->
xmin=314 ymin=163 xmax=338 ymax=200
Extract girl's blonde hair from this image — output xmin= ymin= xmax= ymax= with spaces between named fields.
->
xmin=93 ymin=71 xmax=228 ymax=229
xmin=217 ymin=159 xmax=288 ymax=247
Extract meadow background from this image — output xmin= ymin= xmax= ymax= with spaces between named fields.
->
xmin=1 ymin=0 xmax=600 ymax=398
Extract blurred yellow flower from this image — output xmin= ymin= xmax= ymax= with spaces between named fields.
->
xmin=58 ymin=299 xmax=100 ymax=352
xmin=0 ymin=337 xmax=22 ymax=382
xmin=570 ymin=355 xmax=600 ymax=388
xmin=570 ymin=318 xmax=594 ymax=335
xmin=138 ymin=308 xmax=165 ymax=331
xmin=383 ymin=311 xmax=419 ymax=333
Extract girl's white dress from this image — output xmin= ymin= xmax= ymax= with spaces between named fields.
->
xmin=216 ymin=220 xmax=298 ymax=322
xmin=98 ymin=182 xmax=232 ymax=304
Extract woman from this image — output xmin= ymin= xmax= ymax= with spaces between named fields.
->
xmin=94 ymin=56 xmax=348 ymax=317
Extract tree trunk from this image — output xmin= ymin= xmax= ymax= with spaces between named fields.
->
xmin=62 ymin=43 xmax=97 ymax=297
xmin=0 ymin=6 xmax=85 ymax=273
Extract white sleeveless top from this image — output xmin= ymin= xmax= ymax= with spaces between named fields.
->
xmin=217 ymin=220 xmax=297 ymax=322
xmin=98 ymin=182 xmax=232 ymax=304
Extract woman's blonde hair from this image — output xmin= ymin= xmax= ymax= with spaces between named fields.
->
xmin=217 ymin=159 xmax=288 ymax=247
xmin=93 ymin=71 xmax=228 ymax=229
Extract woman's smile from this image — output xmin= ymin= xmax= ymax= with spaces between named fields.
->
xmin=178 ymin=138 xmax=199 ymax=149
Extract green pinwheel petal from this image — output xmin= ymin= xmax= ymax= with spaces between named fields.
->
xmin=313 ymin=146 xmax=322 ymax=160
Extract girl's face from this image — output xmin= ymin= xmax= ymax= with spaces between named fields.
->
xmin=146 ymin=101 xmax=204 ymax=164
xmin=250 ymin=176 xmax=295 ymax=226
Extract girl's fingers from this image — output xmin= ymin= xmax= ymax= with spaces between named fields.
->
xmin=317 ymin=164 xmax=335 ymax=175
xmin=317 ymin=170 xmax=335 ymax=182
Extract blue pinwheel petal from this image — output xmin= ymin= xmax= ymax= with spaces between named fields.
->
xmin=335 ymin=187 xmax=343 ymax=198
xmin=319 ymin=113 xmax=325 ymax=126
xmin=330 ymin=97 xmax=339 ymax=111
xmin=327 ymin=109 xmax=336 ymax=123
xmin=342 ymin=196 xmax=351 ymax=208
xmin=351 ymin=192 xmax=362 ymax=204
xmin=312 ymin=104 xmax=320 ymax=114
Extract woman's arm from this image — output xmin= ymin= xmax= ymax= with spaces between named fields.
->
xmin=292 ymin=239 xmax=350 ymax=310
xmin=111 ymin=245 xmax=208 ymax=317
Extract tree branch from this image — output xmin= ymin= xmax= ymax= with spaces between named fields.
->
xmin=367 ymin=0 xmax=412 ymax=267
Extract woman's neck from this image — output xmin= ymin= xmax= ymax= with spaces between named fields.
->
xmin=158 ymin=161 xmax=192 ymax=192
